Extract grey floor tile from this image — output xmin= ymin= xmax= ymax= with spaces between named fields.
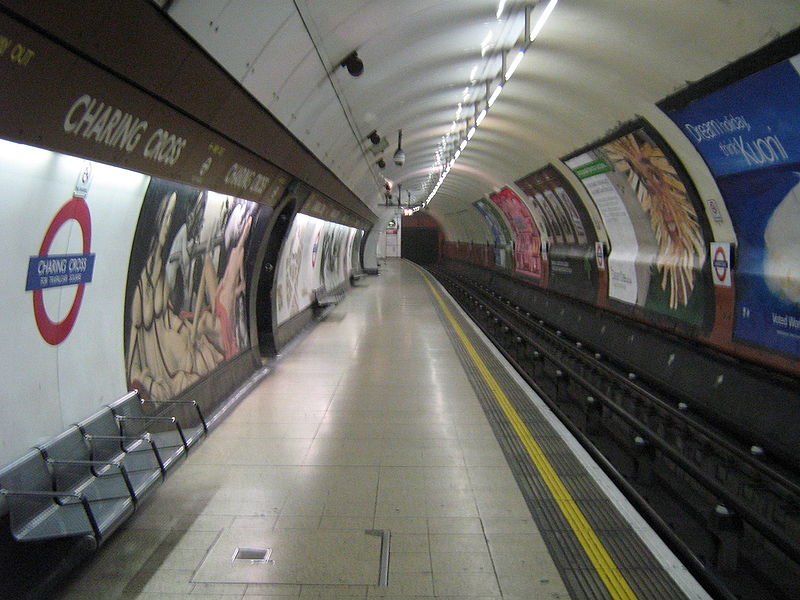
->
xmin=52 ymin=263 xmax=576 ymax=600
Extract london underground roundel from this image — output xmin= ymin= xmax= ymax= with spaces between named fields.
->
xmin=27 ymin=196 xmax=95 ymax=345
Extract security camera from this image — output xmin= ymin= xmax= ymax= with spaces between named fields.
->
xmin=341 ymin=51 xmax=363 ymax=77
xmin=393 ymin=129 xmax=405 ymax=166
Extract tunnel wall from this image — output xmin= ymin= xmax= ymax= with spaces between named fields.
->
xmin=441 ymin=30 xmax=800 ymax=378
xmin=0 ymin=136 xmax=365 ymax=466
xmin=0 ymin=5 xmax=371 ymax=466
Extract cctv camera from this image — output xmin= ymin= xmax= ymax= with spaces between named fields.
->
xmin=393 ymin=149 xmax=405 ymax=167
xmin=341 ymin=51 xmax=363 ymax=77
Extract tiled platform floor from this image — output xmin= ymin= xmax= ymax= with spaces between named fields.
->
xmin=54 ymin=260 xmax=570 ymax=599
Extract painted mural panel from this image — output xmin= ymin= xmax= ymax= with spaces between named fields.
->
xmin=275 ymin=213 xmax=361 ymax=326
xmin=276 ymin=212 xmax=310 ymax=324
xmin=0 ymin=139 xmax=150 ymax=464
xmin=124 ymin=179 xmax=259 ymax=401
xmin=350 ymin=229 xmax=363 ymax=273
xmin=516 ymin=165 xmax=599 ymax=300
xmin=489 ymin=188 xmax=542 ymax=279
xmin=319 ymin=221 xmax=351 ymax=292
xmin=567 ymin=127 xmax=711 ymax=327
xmin=474 ymin=199 xmax=514 ymax=269
xmin=668 ymin=54 xmax=800 ymax=358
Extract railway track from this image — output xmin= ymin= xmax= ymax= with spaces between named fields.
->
xmin=429 ymin=265 xmax=800 ymax=600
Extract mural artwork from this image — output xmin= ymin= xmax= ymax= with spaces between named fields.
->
xmin=125 ymin=178 xmax=257 ymax=401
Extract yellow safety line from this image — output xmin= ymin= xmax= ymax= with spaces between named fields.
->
xmin=424 ymin=275 xmax=639 ymax=600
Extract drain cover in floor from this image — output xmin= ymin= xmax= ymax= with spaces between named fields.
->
xmin=193 ymin=530 xmax=382 ymax=585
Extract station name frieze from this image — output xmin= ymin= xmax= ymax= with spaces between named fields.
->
xmin=63 ymin=94 xmax=187 ymax=166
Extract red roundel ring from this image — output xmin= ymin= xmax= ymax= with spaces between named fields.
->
xmin=33 ymin=197 xmax=92 ymax=345
xmin=714 ymin=246 xmax=727 ymax=283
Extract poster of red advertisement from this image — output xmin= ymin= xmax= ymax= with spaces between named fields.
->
xmin=489 ymin=188 xmax=542 ymax=279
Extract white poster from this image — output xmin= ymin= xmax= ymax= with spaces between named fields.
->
xmin=567 ymin=152 xmax=647 ymax=305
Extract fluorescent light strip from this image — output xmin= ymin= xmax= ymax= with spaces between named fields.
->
xmin=428 ymin=0 xmax=544 ymax=206
xmin=504 ymin=49 xmax=525 ymax=80
xmin=530 ymin=0 xmax=558 ymax=41
xmin=488 ymin=83 xmax=503 ymax=107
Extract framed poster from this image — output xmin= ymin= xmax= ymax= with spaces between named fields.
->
xmin=668 ymin=54 xmax=800 ymax=358
xmin=516 ymin=165 xmax=599 ymax=300
xmin=474 ymin=199 xmax=514 ymax=269
xmin=489 ymin=188 xmax=543 ymax=279
xmin=566 ymin=125 xmax=712 ymax=327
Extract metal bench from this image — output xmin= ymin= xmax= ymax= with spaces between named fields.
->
xmin=0 ymin=449 xmax=132 ymax=546
xmin=77 ymin=408 xmax=164 ymax=497
xmin=109 ymin=391 xmax=206 ymax=459
xmin=313 ymin=285 xmax=345 ymax=309
xmin=350 ymin=269 xmax=366 ymax=284
xmin=38 ymin=426 xmax=138 ymax=507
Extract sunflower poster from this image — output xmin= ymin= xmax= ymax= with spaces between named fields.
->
xmin=566 ymin=127 xmax=710 ymax=327
xmin=668 ymin=54 xmax=800 ymax=358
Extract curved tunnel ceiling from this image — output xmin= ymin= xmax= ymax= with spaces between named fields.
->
xmin=166 ymin=0 xmax=800 ymax=228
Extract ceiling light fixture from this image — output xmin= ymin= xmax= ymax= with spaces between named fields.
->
xmin=529 ymin=0 xmax=558 ymax=42
xmin=425 ymin=1 xmax=560 ymax=206
xmin=504 ymin=49 xmax=525 ymax=80
xmin=488 ymin=83 xmax=503 ymax=107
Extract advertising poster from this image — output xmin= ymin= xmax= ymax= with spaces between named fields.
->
xmin=0 ymin=139 xmax=149 ymax=464
xmin=489 ymin=188 xmax=543 ymax=279
xmin=516 ymin=166 xmax=599 ymax=300
xmin=668 ymin=54 xmax=800 ymax=357
xmin=125 ymin=178 xmax=258 ymax=401
xmin=566 ymin=127 xmax=710 ymax=326
xmin=474 ymin=199 xmax=514 ymax=269
xmin=344 ymin=227 xmax=358 ymax=278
